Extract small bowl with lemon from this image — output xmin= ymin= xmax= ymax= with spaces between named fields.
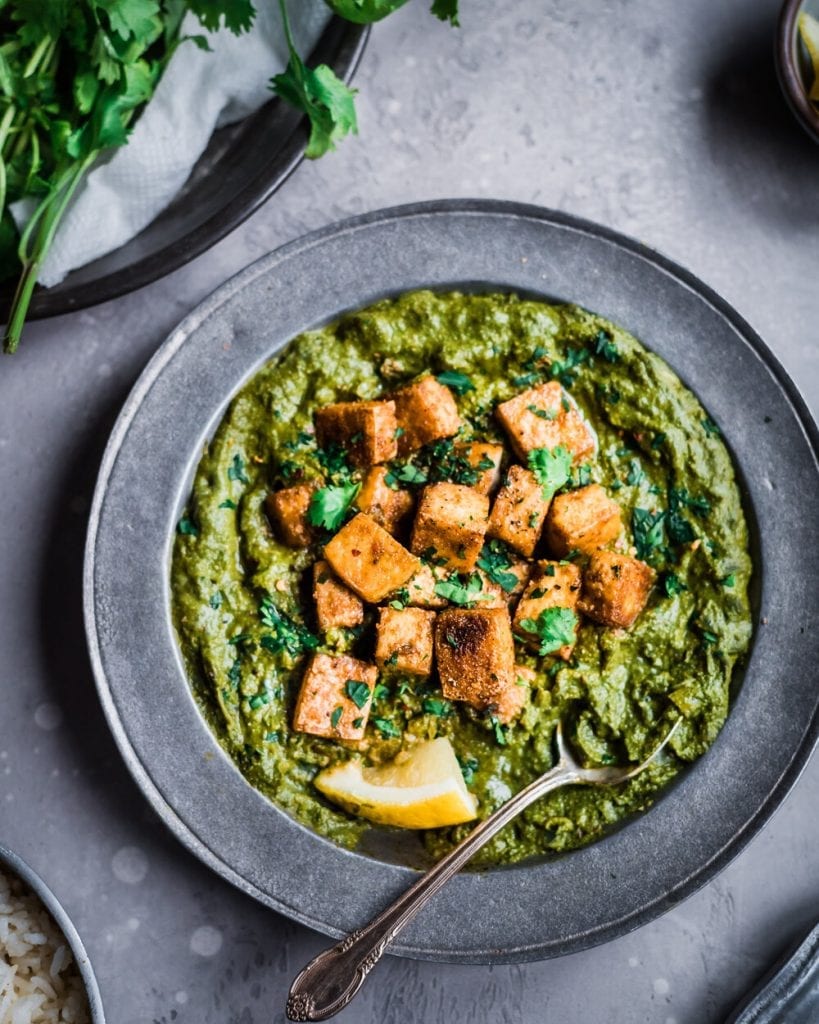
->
xmin=777 ymin=0 xmax=819 ymax=143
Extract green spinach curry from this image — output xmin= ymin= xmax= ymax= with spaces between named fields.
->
xmin=171 ymin=290 xmax=752 ymax=866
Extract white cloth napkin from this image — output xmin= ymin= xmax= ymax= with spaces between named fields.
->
xmin=12 ymin=2 xmax=331 ymax=287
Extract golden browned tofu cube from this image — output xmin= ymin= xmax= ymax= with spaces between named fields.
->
xmin=265 ymin=482 xmax=316 ymax=548
xmin=476 ymin=557 xmax=531 ymax=608
xmin=395 ymin=564 xmax=448 ymax=609
xmin=580 ymin=550 xmax=655 ymax=629
xmin=434 ymin=607 xmax=515 ymax=709
xmin=496 ymin=380 xmax=595 ymax=463
xmin=355 ymin=466 xmax=414 ymax=535
xmin=486 ymin=465 xmax=550 ymax=558
xmin=312 ymin=560 xmax=364 ymax=631
xmin=314 ymin=400 xmax=398 ymax=468
xmin=458 ymin=442 xmax=504 ymax=495
xmin=545 ymin=484 xmax=622 ymax=557
xmin=513 ymin=561 xmax=582 ymax=660
xmin=293 ymin=653 xmax=376 ymax=740
xmin=494 ymin=665 xmax=535 ymax=724
xmin=410 ymin=482 xmax=490 ymax=572
xmin=324 ymin=513 xmax=420 ymax=603
xmin=392 ymin=376 xmax=461 ymax=455
xmin=375 ymin=607 xmax=435 ymax=676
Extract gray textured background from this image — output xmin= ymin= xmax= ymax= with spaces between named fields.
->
xmin=0 ymin=1 xmax=817 ymax=1022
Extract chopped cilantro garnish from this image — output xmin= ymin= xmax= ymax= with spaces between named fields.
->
xmin=626 ymin=459 xmax=644 ymax=487
xmin=436 ymin=370 xmax=475 ymax=394
xmin=315 ymin=443 xmax=353 ymax=483
xmin=330 ymin=706 xmax=343 ymax=729
xmin=344 ymin=679 xmax=371 ymax=709
xmin=264 ymin=731 xmax=280 ymax=744
xmin=372 ymin=717 xmax=401 ymax=739
xmin=701 ymin=630 xmax=718 ymax=646
xmin=650 ymin=432 xmax=666 ymax=450
xmin=227 ymin=658 xmax=242 ymax=689
xmin=352 ymin=716 xmax=364 ymax=729
xmin=518 ymin=606 xmax=578 ymax=656
xmin=458 ymin=755 xmax=479 ymax=785
xmin=528 ymin=445 xmax=572 ymax=499
xmin=662 ymin=572 xmax=687 ymax=597
xmin=512 ymin=372 xmax=539 ymax=388
xmin=569 ymin=464 xmax=592 ymax=488
xmin=549 ymin=347 xmax=590 ymax=388
xmin=228 ymin=454 xmax=249 ymax=485
xmin=219 ymin=499 xmax=237 ymax=510
xmin=632 ymin=508 xmax=666 ymax=561
xmin=527 ymin=404 xmax=557 ymax=420
xmin=434 ymin=573 xmax=488 ymax=606
xmin=477 ymin=540 xmax=518 ymax=592
xmin=259 ymin=596 xmax=318 ymax=656
xmin=593 ymin=330 xmax=619 ymax=363
xmin=373 ymin=683 xmax=390 ymax=701
xmin=723 ymin=574 xmax=736 ymax=587
xmin=423 ymin=697 xmax=452 ymax=717
xmin=209 ymin=592 xmax=223 ymax=610
xmin=702 ymin=418 xmax=721 ymax=437
xmin=308 ymin=482 xmax=360 ymax=532
xmin=394 ymin=463 xmax=428 ymax=485
xmin=389 ymin=587 xmax=410 ymax=610
xmin=490 ymin=716 xmax=508 ymax=746
xmin=248 ymin=692 xmax=269 ymax=710
xmin=177 ymin=516 xmax=198 ymax=537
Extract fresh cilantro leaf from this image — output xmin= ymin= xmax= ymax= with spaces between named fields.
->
xmin=517 ymin=607 xmax=578 ymax=656
xmin=632 ymin=508 xmax=666 ymax=561
xmin=315 ymin=442 xmax=353 ymax=482
xmin=434 ymin=573 xmax=488 ymax=606
xmin=272 ymin=3 xmax=358 ymax=160
xmin=330 ymin=705 xmax=343 ymax=729
xmin=527 ymin=403 xmax=557 ymax=420
xmin=228 ymin=454 xmax=249 ymax=484
xmin=177 ymin=515 xmax=198 ymax=536
xmin=549 ymin=347 xmax=590 ymax=388
xmin=97 ymin=0 xmax=162 ymax=41
xmin=722 ymin=574 xmax=736 ymax=587
xmin=662 ymin=572 xmax=686 ymax=597
xmin=477 ymin=540 xmax=518 ymax=592
xmin=512 ymin=372 xmax=539 ymax=388
xmin=308 ymin=482 xmax=360 ymax=532
xmin=626 ymin=459 xmax=644 ymax=487
xmin=219 ymin=499 xmax=237 ymax=509
xmin=568 ymin=464 xmax=592 ymax=489
xmin=259 ymin=596 xmax=317 ymax=656
xmin=423 ymin=697 xmax=452 ymax=717
xmin=528 ymin=445 xmax=572 ymax=499
xmin=650 ymin=432 xmax=666 ymax=450
xmin=324 ymin=0 xmax=409 ymax=22
xmin=430 ymin=0 xmax=459 ymax=25
xmin=209 ymin=591 xmax=223 ymax=609
xmin=702 ymin=417 xmax=721 ymax=437
xmin=593 ymin=330 xmax=619 ymax=363
xmin=189 ymin=0 xmax=257 ymax=33
xmin=344 ymin=679 xmax=371 ymax=709
xmin=372 ymin=717 xmax=401 ymax=738
xmin=457 ymin=755 xmax=479 ymax=785
xmin=395 ymin=463 xmax=428 ymax=485
xmin=436 ymin=370 xmax=474 ymax=394
xmin=248 ymin=692 xmax=269 ymax=710
xmin=490 ymin=715 xmax=507 ymax=745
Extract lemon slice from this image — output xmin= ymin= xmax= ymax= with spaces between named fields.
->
xmin=799 ymin=12 xmax=819 ymax=101
xmin=314 ymin=738 xmax=479 ymax=829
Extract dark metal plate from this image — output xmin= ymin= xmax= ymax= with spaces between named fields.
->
xmin=84 ymin=200 xmax=819 ymax=963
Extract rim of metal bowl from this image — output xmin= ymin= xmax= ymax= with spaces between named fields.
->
xmin=775 ymin=0 xmax=819 ymax=143
xmin=0 ymin=843 xmax=105 ymax=1023
xmin=10 ymin=18 xmax=369 ymax=321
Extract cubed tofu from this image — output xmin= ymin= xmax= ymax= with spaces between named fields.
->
xmin=495 ymin=380 xmax=595 ymax=463
xmin=475 ymin=557 xmax=531 ymax=608
xmin=324 ymin=513 xmax=420 ymax=603
xmin=375 ymin=607 xmax=435 ymax=676
xmin=486 ymin=465 xmax=550 ymax=558
xmin=395 ymin=563 xmax=448 ymax=609
xmin=434 ymin=607 xmax=515 ymax=709
xmin=493 ymin=664 xmax=535 ymax=724
xmin=513 ymin=561 xmax=582 ymax=660
xmin=355 ymin=466 xmax=414 ymax=535
xmin=458 ymin=442 xmax=504 ymax=495
xmin=312 ymin=560 xmax=364 ymax=631
xmin=580 ymin=550 xmax=655 ymax=628
xmin=314 ymin=400 xmax=398 ymax=468
xmin=410 ymin=482 xmax=490 ymax=572
xmin=293 ymin=653 xmax=377 ymax=740
xmin=265 ymin=482 xmax=317 ymax=548
xmin=391 ymin=376 xmax=461 ymax=455
xmin=545 ymin=484 xmax=622 ymax=556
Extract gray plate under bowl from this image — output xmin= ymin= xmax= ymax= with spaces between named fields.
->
xmin=83 ymin=200 xmax=819 ymax=964
xmin=0 ymin=843 xmax=105 ymax=1022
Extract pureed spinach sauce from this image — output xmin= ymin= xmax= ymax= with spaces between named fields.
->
xmin=171 ymin=291 xmax=752 ymax=865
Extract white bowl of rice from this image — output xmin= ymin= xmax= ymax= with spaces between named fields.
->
xmin=0 ymin=845 xmax=103 ymax=1024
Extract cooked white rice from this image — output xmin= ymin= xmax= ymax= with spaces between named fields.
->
xmin=0 ymin=867 xmax=90 ymax=1024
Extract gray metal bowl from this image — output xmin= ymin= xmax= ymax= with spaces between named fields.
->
xmin=776 ymin=0 xmax=819 ymax=144
xmin=83 ymin=200 xmax=819 ymax=964
xmin=0 ymin=844 xmax=104 ymax=1023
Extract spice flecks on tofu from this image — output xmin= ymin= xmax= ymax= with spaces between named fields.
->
xmin=391 ymin=376 xmax=462 ymax=455
xmin=313 ymin=560 xmax=364 ymax=631
xmin=410 ymin=482 xmax=490 ymax=572
xmin=355 ymin=466 xmax=414 ymax=535
xmin=545 ymin=483 xmax=622 ymax=556
xmin=324 ymin=513 xmax=421 ymax=603
xmin=434 ymin=607 xmax=516 ymax=710
xmin=314 ymin=400 xmax=398 ymax=467
xmin=487 ymin=465 xmax=550 ymax=558
xmin=496 ymin=380 xmax=595 ymax=463
xmin=375 ymin=607 xmax=435 ymax=676
xmin=266 ymin=482 xmax=317 ymax=548
xmin=580 ymin=550 xmax=655 ymax=628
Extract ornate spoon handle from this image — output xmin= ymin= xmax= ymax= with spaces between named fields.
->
xmin=286 ymin=762 xmax=578 ymax=1021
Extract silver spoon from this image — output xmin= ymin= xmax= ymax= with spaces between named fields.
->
xmin=286 ymin=718 xmax=680 ymax=1022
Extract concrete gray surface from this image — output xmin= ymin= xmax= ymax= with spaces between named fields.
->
xmin=0 ymin=0 xmax=817 ymax=1021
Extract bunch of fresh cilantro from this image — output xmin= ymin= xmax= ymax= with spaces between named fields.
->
xmin=0 ymin=0 xmax=459 ymax=354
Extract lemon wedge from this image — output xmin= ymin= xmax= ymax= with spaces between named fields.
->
xmin=314 ymin=738 xmax=479 ymax=829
